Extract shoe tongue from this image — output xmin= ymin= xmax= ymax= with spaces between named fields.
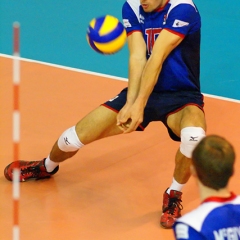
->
xmin=169 ymin=190 xmax=182 ymax=199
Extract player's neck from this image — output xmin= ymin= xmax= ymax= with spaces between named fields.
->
xmin=159 ymin=0 xmax=168 ymax=8
xmin=198 ymin=181 xmax=231 ymax=202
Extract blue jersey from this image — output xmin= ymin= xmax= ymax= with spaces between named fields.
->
xmin=122 ymin=0 xmax=201 ymax=93
xmin=173 ymin=193 xmax=240 ymax=240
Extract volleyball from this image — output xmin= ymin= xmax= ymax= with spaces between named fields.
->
xmin=86 ymin=15 xmax=127 ymax=55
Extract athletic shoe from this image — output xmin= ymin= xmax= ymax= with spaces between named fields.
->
xmin=4 ymin=158 xmax=59 ymax=182
xmin=160 ymin=188 xmax=183 ymax=228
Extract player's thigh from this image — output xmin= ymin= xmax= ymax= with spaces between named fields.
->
xmin=75 ymin=105 xmax=122 ymax=144
xmin=167 ymin=105 xmax=206 ymax=136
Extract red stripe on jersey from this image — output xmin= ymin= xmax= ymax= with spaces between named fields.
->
xmin=164 ymin=28 xmax=185 ymax=38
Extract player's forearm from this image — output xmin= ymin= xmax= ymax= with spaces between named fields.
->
xmin=126 ymin=55 xmax=146 ymax=105
xmin=136 ymin=56 xmax=162 ymax=107
xmin=126 ymin=31 xmax=147 ymax=105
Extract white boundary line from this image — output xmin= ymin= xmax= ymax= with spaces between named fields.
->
xmin=203 ymin=93 xmax=240 ymax=103
xmin=1 ymin=53 xmax=239 ymax=104
xmin=0 ymin=53 xmax=127 ymax=82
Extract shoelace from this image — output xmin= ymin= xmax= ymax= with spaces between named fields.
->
xmin=21 ymin=166 xmax=41 ymax=178
xmin=164 ymin=197 xmax=183 ymax=215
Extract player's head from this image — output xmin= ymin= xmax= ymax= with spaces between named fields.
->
xmin=140 ymin=0 xmax=168 ymax=12
xmin=192 ymin=135 xmax=235 ymax=190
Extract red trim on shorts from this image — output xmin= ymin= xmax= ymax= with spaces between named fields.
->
xmin=101 ymin=104 xmax=145 ymax=131
xmin=127 ymin=30 xmax=142 ymax=36
xmin=101 ymin=104 xmax=119 ymax=113
xmin=138 ymin=124 xmax=145 ymax=130
xmin=166 ymin=103 xmax=205 ymax=119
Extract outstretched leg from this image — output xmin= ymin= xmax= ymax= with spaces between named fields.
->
xmin=4 ymin=106 xmax=123 ymax=181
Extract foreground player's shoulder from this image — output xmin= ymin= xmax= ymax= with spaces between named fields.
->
xmin=175 ymin=203 xmax=216 ymax=232
xmin=174 ymin=222 xmax=205 ymax=240
xmin=173 ymin=205 xmax=210 ymax=239
xmin=122 ymin=0 xmax=141 ymax=35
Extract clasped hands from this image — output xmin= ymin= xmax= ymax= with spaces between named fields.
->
xmin=116 ymin=103 xmax=144 ymax=133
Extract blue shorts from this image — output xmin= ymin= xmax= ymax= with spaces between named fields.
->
xmin=102 ymin=88 xmax=204 ymax=141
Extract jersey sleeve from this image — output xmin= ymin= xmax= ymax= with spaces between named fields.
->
xmin=173 ymin=222 xmax=207 ymax=240
xmin=122 ymin=1 xmax=141 ymax=36
xmin=164 ymin=4 xmax=201 ymax=37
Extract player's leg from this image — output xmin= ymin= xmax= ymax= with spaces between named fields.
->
xmin=49 ymin=105 xmax=123 ymax=162
xmin=168 ymin=105 xmax=206 ymax=183
xmin=4 ymin=105 xmax=122 ymax=182
xmin=160 ymin=105 xmax=206 ymax=228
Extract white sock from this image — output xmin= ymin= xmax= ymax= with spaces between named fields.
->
xmin=167 ymin=178 xmax=185 ymax=194
xmin=45 ymin=156 xmax=59 ymax=172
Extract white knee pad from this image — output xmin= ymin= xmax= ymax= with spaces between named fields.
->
xmin=180 ymin=127 xmax=205 ymax=158
xmin=57 ymin=126 xmax=84 ymax=152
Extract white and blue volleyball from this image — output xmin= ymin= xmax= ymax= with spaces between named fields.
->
xmin=86 ymin=15 xmax=127 ymax=54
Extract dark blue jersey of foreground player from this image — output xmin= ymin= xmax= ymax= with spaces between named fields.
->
xmin=122 ymin=0 xmax=201 ymax=93
xmin=173 ymin=193 xmax=240 ymax=240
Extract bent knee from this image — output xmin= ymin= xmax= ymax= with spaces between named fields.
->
xmin=58 ymin=126 xmax=84 ymax=152
xmin=180 ymin=127 xmax=206 ymax=158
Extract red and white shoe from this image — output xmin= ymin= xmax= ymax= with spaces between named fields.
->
xmin=160 ymin=188 xmax=183 ymax=228
xmin=4 ymin=158 xmax=59 ymax=182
